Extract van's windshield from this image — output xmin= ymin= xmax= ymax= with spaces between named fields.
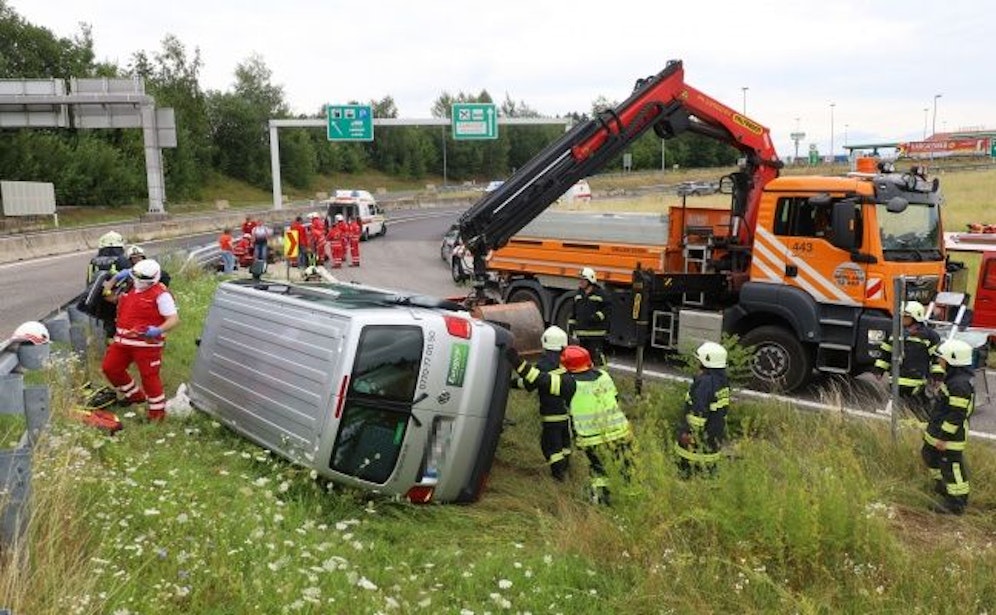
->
xmin=330 ymin=325 xmax=422 ymax=483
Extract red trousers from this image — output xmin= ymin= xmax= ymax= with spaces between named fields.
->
xmin=348 ymin=238 xmax=360 ymax=265
xmin=102 ymin=342 xmax=167 ymax=414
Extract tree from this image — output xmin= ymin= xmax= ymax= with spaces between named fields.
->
xmin=0 ymin=0 xmax=96 ymax=78
xmin=207 ymin=53 xmax=289 ymax=188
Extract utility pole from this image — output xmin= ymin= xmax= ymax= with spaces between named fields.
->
xmin=829 ymin=102 xmax=835 ymax=163
xmin=932 ymin=93 xmax=942 ymax=137
xmin=741 ymin=86 xmax=748 ymax=114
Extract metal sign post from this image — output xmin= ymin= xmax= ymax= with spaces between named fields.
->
xmin=889 ymin=276 xmax=905 ymax=441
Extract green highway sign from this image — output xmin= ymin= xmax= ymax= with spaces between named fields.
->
xmin=326 ymin=104 xmax=373 ymax=141
xmin=452 ymin=103 xmax=497 ymax=140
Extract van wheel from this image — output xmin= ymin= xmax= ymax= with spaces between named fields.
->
xmin=451 ymin=257 xmax=468 ymax=283
xmin=361 ymin=229 xmax=369 ymax=242
xmin=741 ymin=325 xmax=813 ymax=393
xmin=379 ymin=225 xmax=387 ymax=237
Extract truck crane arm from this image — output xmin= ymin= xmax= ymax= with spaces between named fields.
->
xmin=458 ymin=59 xmax=783 ymax=293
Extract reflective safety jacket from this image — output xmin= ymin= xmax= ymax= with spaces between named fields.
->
xmin=923 ymin=366 xmax=975 ymax=452
xmin=874 ymin=322 xmax=941 ymax=390
xmin=513 ymin=351 xmax=574 ymax=423
xmin=569 ymin=286 xmax=611 ymax=340
xmin=570 ymin=369 xmax=630 ymax=448
xmin=684 ymin=368 xmax=730 ymax=441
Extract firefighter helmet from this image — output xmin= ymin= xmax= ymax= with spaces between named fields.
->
xmin=902 ymin=301 xmax=927 ymax=323
xmin=126 ymin=245 xmax=146 ymax=259
xmin=580 ymin=267 xmax=597 ymax=284
xmin=98 ymin=231 xmax=125 ymax=249
xmin=541 ymin=325 xmax=568 ymax=351
xmin=334 ymin=214 xmax=344 ymax=223
xmin=11 ymin=321 xmax=50 ymax=345
xmin=131 ymin=258 xmax=161 ymax=289
xmin=560 ymin=345 xmax=593 ymax=373
xmin=695 ymin=341 xmax=727 ymax=368
xmin=937 ymin=339 xmax=974 ymax=367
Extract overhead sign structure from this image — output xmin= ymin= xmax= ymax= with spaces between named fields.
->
xmin=452 ymin=103 xmax=497 ymax=140
xmin=326 ymin=104 xmax=373 ymax=141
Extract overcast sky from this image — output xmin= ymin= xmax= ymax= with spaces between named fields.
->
xmin=11 ymin=0 xmax=994 ymax=160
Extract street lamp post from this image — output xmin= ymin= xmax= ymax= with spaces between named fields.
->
xmin=923 ymin=107 xmax=929 ymax=139
xmin=741 ymin=86 xmax=748 ymax=114
xmin=932 ymin=93 xmax=942 ymax=136
xmin=829 ymin=102 xmax=835 ymax=164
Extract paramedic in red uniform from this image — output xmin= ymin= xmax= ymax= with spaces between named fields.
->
xmin=101 ymin=259 xmax=179 ymax=422
xmin=326 ymin=214 xmax=346 ymax=268
xmin=347 ymin=216 xmax=361 ymax=266
xmin=309 ymin=213 xmax=326 ymax=266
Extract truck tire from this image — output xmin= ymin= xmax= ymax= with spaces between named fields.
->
xmin=553 ymin=295 xmax=575 ymax=332
xmin=507 ymin=287 xmax=542 ymax=315
xmin=741 ymin=325 xmax=813 ymax=393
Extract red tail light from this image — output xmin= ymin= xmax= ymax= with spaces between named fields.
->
xmin=405 ymin=485 xmax=435 ymax=503
xmin=444 ymin=315 xmax=472 ymax=339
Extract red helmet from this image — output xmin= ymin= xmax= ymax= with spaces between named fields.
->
xmin=560 ymin=345 xmax=592 ymax=373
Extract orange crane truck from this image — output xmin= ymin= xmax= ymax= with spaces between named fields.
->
xmin=458 ymin=60 xmax=951 ymax=392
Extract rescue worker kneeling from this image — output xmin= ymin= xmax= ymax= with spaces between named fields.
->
xmin=676 ymin=342 xmax=731 ymax=478
xmin=512 ymin=325 xmax=572 ymax=481
xmin=506 ymin=343 xmax=632 ymax=504
xmin=100 ymin=259 xmax=179 ymax=422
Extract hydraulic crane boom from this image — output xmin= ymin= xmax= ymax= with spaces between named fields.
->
xmin=458 ymin=59 xmax=783 ymax=292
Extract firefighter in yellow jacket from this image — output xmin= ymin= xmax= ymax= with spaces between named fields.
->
xmin=506 ymin=344 xmax=631 ymax=504
xmin=676 ymin=341 xmax=731 ymax=478
xmin=921 ymin=338 xmax=975 ymax=515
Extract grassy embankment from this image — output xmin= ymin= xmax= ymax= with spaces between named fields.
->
xmin=2 ymin=250 xmax=996 ymax=612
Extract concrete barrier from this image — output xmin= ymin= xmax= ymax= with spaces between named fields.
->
xmin=0 ymin=204 xmax=318 ymax=266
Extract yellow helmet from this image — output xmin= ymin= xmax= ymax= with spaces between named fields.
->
xmin=902 ymin=301 xmax=926 ymax=323
xmin=695 ymin=341 xmax=727 ymax=368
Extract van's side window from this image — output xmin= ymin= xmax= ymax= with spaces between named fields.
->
xmin=330 ymin=325 xmax=423 ymax=483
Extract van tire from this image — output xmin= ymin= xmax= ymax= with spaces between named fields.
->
xmin=379 ymin=224 xmax=387 ymax=237
xmin=451 ymin=257 xmax=469 ymax=283
xmin=361 ymin=229 xmax=369 ymax=241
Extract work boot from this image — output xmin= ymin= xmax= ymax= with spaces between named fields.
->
xmin=83 ymin=386 xmax=118 ymax=410
xmin=928 ymin=499 xmax=965 ymax=515
xmin=146 ymin=409 xmax=166 ymax=423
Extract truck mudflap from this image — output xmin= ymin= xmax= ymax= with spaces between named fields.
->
xmin=455 ymin=323 xmax=514 ymax=503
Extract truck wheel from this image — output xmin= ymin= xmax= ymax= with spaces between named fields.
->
xmin=507 ymin=287 xmax=543 ymax=315
xmin=741 ymin=325 xmax=813 ymax=393
xmin=553 ymin=297 xmax=574 ymax=332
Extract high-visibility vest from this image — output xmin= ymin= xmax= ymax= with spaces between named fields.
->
xmin=569 ymin=371 xmax=630 ymax=447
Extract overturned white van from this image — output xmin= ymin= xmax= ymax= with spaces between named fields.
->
xmin=189 ymin=279 xmax=514 ymax=503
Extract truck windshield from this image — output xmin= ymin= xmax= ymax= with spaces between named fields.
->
xmin=878 ymin=203 xmax=942 ymax=261
xmin=330 ymin=325 xmax=422 ymax=483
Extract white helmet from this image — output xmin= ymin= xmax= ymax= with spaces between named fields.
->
xmin=131 ymin=258 xmax=161 ymax=289
xmin=580 ymin=267 xmax=597 ymax=284
xmin=98 ymin=231 xmax=124 ymax=249
xmin=12 ymin=321 xmax=50 ymax=345
xmin=126 ymin=244 xmax=146 ymax=259
xmin=695 ymin=341 xmax=727 ymax=368
xmin=306 ymin=211 xmax=319 ymax=219
xmin=541 ymin=325 xmax=569 ymax=351
xmin=937 ymin=339 xmax=973 ymax=367
xmin=334 ymin=214 xmax=344 ymax=222
xmin=902 ymin=300 xmax=926 ymax=323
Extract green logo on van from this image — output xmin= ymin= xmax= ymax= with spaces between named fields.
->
xmin=446 ymin=343 xmax=469 ymax=387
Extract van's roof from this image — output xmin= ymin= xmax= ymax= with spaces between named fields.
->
xmin=332 ymin=189 xmax=374 ymax=201
xmin=224 ymin=279 xmax=462 ymax=313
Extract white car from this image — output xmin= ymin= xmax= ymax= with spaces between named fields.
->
xmin=484 ymin=180 xmax=505 ymax=193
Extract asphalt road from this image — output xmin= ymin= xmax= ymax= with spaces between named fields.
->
xmin=3 ymin=204 xmax=994 ymax=436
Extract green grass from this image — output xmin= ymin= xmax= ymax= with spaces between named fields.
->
xmin=3 ymin=267 xmax=996 ymax=613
